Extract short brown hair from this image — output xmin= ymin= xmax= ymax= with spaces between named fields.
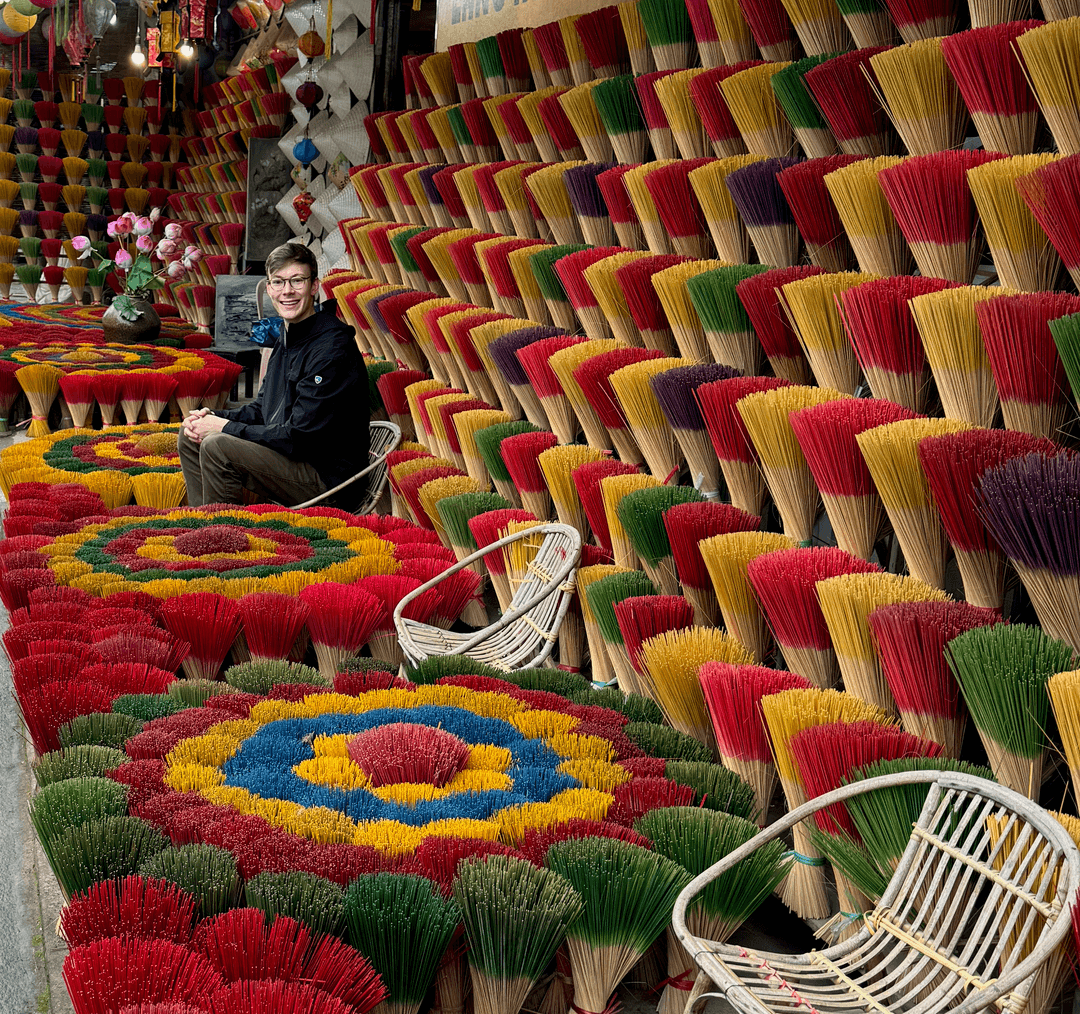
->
xmin=266 ymin=242 xmax=318 ymax=279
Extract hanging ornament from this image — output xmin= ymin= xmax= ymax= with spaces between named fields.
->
xmin=295 ymin=81 xmax=323 ymax=108
xmin=11 ymin=0 xmax=39 ymax=15
xmin=82 ymin=0 xmax=114 ymax=37
xmin=292 ymin=190 xmax=314 ymax=224
xmin=291 ymin=162 xmax=312 ymax=190
xmin=297 ymin=31 xmax=324 ymax=58
xmin=327 ymin=152 xmax=350 ymax=191
xmin=292 ymin=136 xmax=319 ymax=165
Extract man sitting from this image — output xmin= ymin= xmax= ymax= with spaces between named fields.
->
xmin=178 ymin=241 xmax=370 ymax=506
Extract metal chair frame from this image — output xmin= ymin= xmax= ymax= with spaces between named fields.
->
xmin=673 ymin=769 xmax=1080 ymax=1014
xmin=393 ymin=522 xmax=582 ymax=671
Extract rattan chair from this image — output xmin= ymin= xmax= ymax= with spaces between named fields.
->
xmin=673 ymin=769 xmax=1080 ymax=1014
xmin=292 ymin=420 xmax=401 ymax=512
xmin=393 ymin=522 xmax=582 ymax=671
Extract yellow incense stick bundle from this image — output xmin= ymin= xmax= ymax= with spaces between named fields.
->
xmin=539 ymin=444 xmax=608 ymax=536
xmin=602 ymin=472 xmax=662 ymax=569
xmin=687 ymin=155 xmax=767 ymax=263
xmin=1015 ymin=20 xmax=1080 ymax=156
xmin=719 ymin=63 xmax=796 ymax=158
xmin=609 ymin=357 xmax=691 ymax=481
xmin=652 ymin=260 xmax=731 ymax=363
xmin=584 ymin=251 xmax=651 ymax=347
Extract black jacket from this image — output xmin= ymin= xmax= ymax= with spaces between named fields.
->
xmin=219 ymin=300 xmax=370 ymax=490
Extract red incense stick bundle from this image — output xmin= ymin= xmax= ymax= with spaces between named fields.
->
xmin=776 ymin=156 xmax=863 ymax=272
xmin=553 ymin=246 xmax=632 ymax=340
xmin=748 ymin=546 xmax=881 ymax=689
xmin=803 ymin=49 xmax=899 ymax=157
xmin=688 ymin=63 xmax=764 ymax=158
xmin=641 ymin=157 xmax=720 ymax=259
xmin=1014 ymin=155 xmax=1080 ymax=292
xmin=734 ymin=265 xmax=821 ymax=384
xmin=635 ymin=70 xmax=680 ymax=160
xmin=596 ymin=164 xmax=647 ymax=251
xmin=613 ymin=253 xmax=691 ymax=356
xmin=738 ymin=0 xmax=799 ymax=59
xmin=499 ymin=430 xmax=560 ymax=520
xmin=516 ymin=335 xmax=588 ymax=444
xmin=573 ymin=459 xmax=640 ymax=554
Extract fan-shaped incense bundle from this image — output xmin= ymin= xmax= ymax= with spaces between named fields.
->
xmin=701 ymin=531 xmax=796 ymax=660
xmin=548 ymin=341 xmax=629 ymax=452
xmin=978 ymin=452 xmax=1080 ymax=653
xmin=749 ymin=547 xmax=881 ymax=688
xmin=831 ymin=0 xmax=896 ymax=48
xmin=559 ymin=83 xmax=615 ymax=164
xmin=725 ymin=156 xmax=803 ymax=267
xmin=576 ymin=562 xmax=634 ymax=686
xmin=876 ymin=150 xmax=1005 ymax=284
xmin=539 ymin=444 xmax=608 ymax=535
xmin=760 ymin=687 xmax=889 ymax=918
xmin=803 ymin=48 xmax=899 ymax=157
xmin=770 ymin=56 xmax=842 ymax=158
xmin=1015 ymin=20 xmax=1080 ymax=156
xmin=947 ymin=623 xmax=1072 ymax=798
xmin=856 ymin=417 xmax=969 ymax=588
xmin=1046 ymin=669 xmax=1080 ymax=798
xmin=908 ymin=285 xmax=1009 ymax=429
xmin=1014 ymin=155 xmax=1080 ymax=294
xmin=790 ymin=398 xmax=918 ymax=560
xmin=683 ymin=157 xmax=761 ymax=266
xmin=966 ymin=153 xmax=1064 ymax=293
xmin=654 ymin=260 xmax=735 ymax=363
xmin=610 ymin=356 xmax=690 ymax=480
xmin=719 ymin=63 xmax=797 ymax=158
xmin=737 ymin=384 xmax=850 ymax=543
xmin=585 ymin=568 xmax=661 ymax=691
xmin=841 ymin=275 xmax=959 ymax=412
xmin=775 ymin=155 xmax=862 ymax=272
xmin=689 ymin=66 xmax=762 ymax=159
xmin=554 ymin=246 xmax=629 ymax=340
xmin=869 ymin=600 xmax=1001 ymax=757
xmin=636 ymin=0 xmax=697 ymax=70
xmin=641 ymin=159 xmax=719 ymax=260
xmin=589 ymin=77 xmax=648 ymax=167
xmin=868 ymin=39 xmax=967 ymax=156
xmin=733 ymin=267 xmax=818 ymax=384
xmin=640 ymin=626 xmax=753 ymax=745
xmin=526 ymin=163 xmax=587 ymax=247
xmin=562 ymin=164 xmax=617 ymax=248
xmin=573 ymin=459 xmax=641 ymax=555
xmin=575 ymin=347 xmax=663 ymax=464
xmin=1049 ymin=309 xmax=1080 ymax=418
xmin=700 ymin=662 xmax=812 ymax=819
xmin=474 ymin=420 xmax=540 ymax=506
xmin=582 ymin=251 xmax=650 ymax=346
xmin=612 ymin=254 xmax=690 ymax=355
xmin=822 ymin=156 xmax=912 ymax=277
xmin=488 ymin=324 xmax=563 ymax=428
xmin=601 ymin=472 xmax=664 ymax=569
xmin=778 ymin=270 xmax=877 ymax=394
xmin=517 ymin=335 xmax=589 ymax=443
xmin=499 ymin=429 xmax=560 ymax=521
xmin=816 ymin=571 xmax=949 ymax=714
xmin=976 ymin=292 xmax=1080 ymax=441
xmin=621 ymin=159 xmax=675 ymax=254
xmin=685 ymin=265 xmax=768 ymax=373
xmin=651 ymin=363 xmax=741 ymax=499
xmin=653 ymin=70 xmax=712 ymax=160
xmin=618 ymin=484 xmax=706 ymax=593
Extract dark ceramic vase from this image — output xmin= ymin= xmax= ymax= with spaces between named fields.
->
xmin=102 ymin=297 xmax=161 ymax=344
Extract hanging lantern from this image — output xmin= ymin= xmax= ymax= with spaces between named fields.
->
xmin=82 ymin=0 xmax=115 ymax=36
xmin=292 ymin=190 xmax=314 ymax=224
xmin=295 ymin=81 xmax=323 ymax=108
xmin=292 ymin=137 xmax=319 ymax=165
xmin=11 ymin=0 xmax=39 ymax=16
xmin=297 ymin=31 xmax=324 ymax=58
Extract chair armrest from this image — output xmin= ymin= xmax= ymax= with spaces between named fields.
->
xmin=292 ymin=423 xmax=401 ymax=509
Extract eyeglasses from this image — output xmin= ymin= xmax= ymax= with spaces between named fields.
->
xmin=268 ymin=275 xmax=312 ymax=292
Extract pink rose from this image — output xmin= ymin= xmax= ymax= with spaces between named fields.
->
xmin=183 ymin=245 xmax=202 ymax=262
xmin=135 ymin=234 xmax=154 ymax=254
xmin=114 ymin=249 xmax=133 ymax=269
xmin=106 ymin=221 xmax=119 ymax=238
xmin=165 ymin=260 xmax=186 ymax=279
xmin=133 ymin=216 xmax=153 ymax=237
xmin=113 ymin=217 xmax=133 ymax=237
xmin=164 ymin=223 xmax=183 ymax=241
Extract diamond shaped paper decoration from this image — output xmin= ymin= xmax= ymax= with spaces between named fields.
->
xmin=335 ymin=34 xmax=375 ymax=101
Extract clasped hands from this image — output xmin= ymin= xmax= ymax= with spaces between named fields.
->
xmin=182 ymin=407 xmax=229 ymax=444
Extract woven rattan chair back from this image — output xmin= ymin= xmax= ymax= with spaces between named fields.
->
xmin=393 ymin=522 xmax=582 ymax=671
xmin=291 ymin=420 xmax=401 ymax=511
xmin=673 ymin=770 xmax=1080 ymax=1014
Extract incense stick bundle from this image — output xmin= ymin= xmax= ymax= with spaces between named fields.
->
xmin=706 ymin=0 xmax=762 ymax=62
xmin=639 ymin=626 xmax=754 ymax=745
xmin=719 ymin=63 xmax=798 ymax=158
xmin=966 ymin=153 xmax=1064 ymax=293
xmin=697 ymin=374 xmax=792 ymax=514
xmin=493 ymin=164 xmax=548 ymax=238
xmin=978 ymin=452 xmax=1080 ymax=653
xmin=821 ymin=156 xmax=912 ymax=277
xmin=654 ymin=70 xmax=713 ymax=160
xmin=869 ymin=600 xmax=1000 ymax=757
xmin=774 ymin=0 xmax=852 ymax=54
xmin=640 ymin=158 xmax=718 ymax=259
xmin=803 ymin=49 xmax=899 ymax=157
xmin=940 ymin=23 xmax=1042 ymax=156
xmin=760 ymin=687 xmax=888 ymax=918
xmin=575 ymin=347 xmax=664 ymax=464
xmin=876 ymin=150 xmax=1004 ymax=285
xmin=588 ymin=78 xmax=648 ymax=167
xmin=589 ymin=571 xmax=663 ymax=691
xmin=539 ymin=443 xmax=608 ymax=535
xmin=700 ymin=662 xmax=812 ymax=819
xmin=500 ymin=429 xmax=560 ymax=520
xmin=775 ymin=156 xmax=862 ymax=271
xmin=489 ymin=325 xmax=564 ymax=428
xmin=816 ymin=571 xmax=948 ymax=716
xmin=664 ymin=501 xmax=761 ymax=625
xmin=789 ymin=397 xmax=918 ymax=560
xmin=635 ymin=71 xmax=681 ymax=161
xmin=576 ymin=562 xmax=627 ymax=687
xmin=841 ymin=275 xmax=959 ymax=412
xmin=688 ymin=66 xmax=761 ymax=159
xmin=725 ymin=156 xmax=803 ymax=267
xmin=946 ymin=622 xmax=1072 ymax=798
xmin=583 ymin=251 xmax=651 ymax=346
xmin=737 ymin=384 xmax=850 ymax=542
xmin=615 ymin=594 xmax=696 ymax=688
xmin=749 ymin=547 xmax=881 ymax=688
xmin=529 ymin=245 xmax=591 ymax=332
xmin=831 ymin=0 xmax=897 ymax=47
xmin=478 ymin=236 xmax=548 ymax=315
xmin=593 ymin=165 xmax=647 ymax=251
xmin=770 ymin=56 xmax=842 ymax=158
xmin=637 ymin=0 xmax=698 ymax=70
xmin=613 ymin=254 xmax=691 ymax=356
xmin=778 ymin=270 xmax=877 ymax=394
xmin=736 ymin=0 xmax=799 ymax=58
xmin=533 ymin=23 xmax=574 ymax=87
xmin=976 ymin=292 xmax=1080 ymax=441
xmin=559 ymin=83 xmax=616 ymax=164
xmin=562 ymin=164 xmax=618 ymax=248
xmin=514 ymin=88 xmax=568 ymax=162
xmin=574 ymin=459 xmax=642 ymax=554
xmin=603 ymin=472 xmax=664 ymax=569
xmin=868 ymin=39 xmax=968 ymax=156
xmin=851 ymin=421 xmax=962 ymax=591
xmin=1015 ymin=20 xmax=1080 ymax=157
xmin=517 ymin=335 xmax=590 ymax=443
xmin=560 ymin=14 xmax=595 ymax=85
xmin=653 ymin=261 xmax=735 ymax=362
xmin=455 ymin=408 xmax=516 ymax=488
xmin=549 ymin=340 xmax=630 ymax=451
xmin=1050 ymin=309 xmax=1080 ymax=417
xmin=617 ymin=0 xmax=658 ymax=75
xmin=1047 ymin=669 xmax=1080 ymax=797
xmin=908 ymin=285 xmax=1009 ymax=429
xmin=526 ymin=163 xmax=589 ymax=247
xmin=686 ymin=156 xmax=765 ymax=263
xmin=506 ymin=243 xmax=554 ymax=324
xmin=457 ymin=315 xmax=527 ymax=414
xmin=685 ymin=264 xmax=769 ymax=373
xmin=701 ymin=531 xmax=795 ymax=660
xmin=575 ymin=6 xmax=632 ymax=78
xmin=618 ymin=484 xmax=707 ymax=593
xmin=1015 ymin=172 xmax=1080 ymax=318
xmin=610 ymin=356 xmax=691 ymax=480
xmin=918 ymin=428 xmax=1061 ymax=611
xmin=474 ymin=419 xmax=539 ymax=505
xmin=734 ymin=266 xmax=819 ymax=384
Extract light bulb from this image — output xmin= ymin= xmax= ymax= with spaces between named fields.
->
xmin=178 ymin=39 xmax=194 ymax=58
xmin=131 ymin=41 xmax=145 ymax=66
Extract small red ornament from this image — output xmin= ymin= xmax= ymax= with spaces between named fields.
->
xmin=292 ymin=190 xmax=314 ymax=224
xmin=295 ymin=81 xmax=323 ymax=108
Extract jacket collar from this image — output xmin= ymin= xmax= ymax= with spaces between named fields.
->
xmin=283 ymin=300 xmax=338 ymax=346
